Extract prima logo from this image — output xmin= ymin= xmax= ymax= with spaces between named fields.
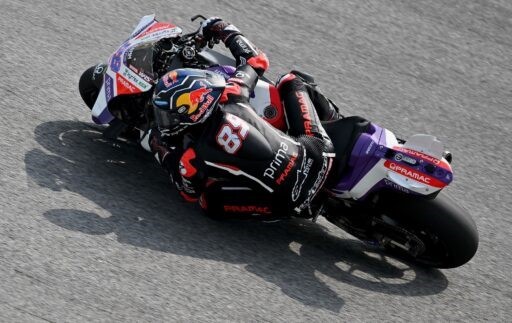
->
xmin=264 ymin=142 xmax=289 ymax=180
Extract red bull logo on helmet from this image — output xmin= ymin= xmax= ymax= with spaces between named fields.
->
xmin=176 ymin=86 xmax=213 ymax=115
xmin=190 ymin=93 xmax=216 ymax=122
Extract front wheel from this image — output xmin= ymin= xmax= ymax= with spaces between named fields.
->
xmin=375 ymin=192 xmax=479 ymax=268
xmin=78 ymin=64 xmax=106 ymax=109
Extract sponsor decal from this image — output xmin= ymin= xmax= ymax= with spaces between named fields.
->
xmin=190 ymin=94 xmax=214 ymax=121
xmin=139 ymin=28 xmax=181 ymax=42
xmin=365 ymin=141 xmax=375 ymax=155
xmin=181 ymin=178 xmax=197 ymax=194
xmin=236 ymin=38 xmax=252 ymax=54
xmin=224 ymin=205 xmax=271 ymax=214
xmin=126 ymin=47 xmax=134 ymax=60
xmin=292 ymin=150 xmax=313 ymax=202
xmin=138 ymin=71 xmax=154 ymax=84
xmin=235 ymin=71 xmax=246 ymax=78
xmin=295 ymin=91 xmax=313 ymax=136
xmin=384 ymin=179 xmax=411 ymax=194
xmin=263 ymin=142 xmax=289 ymax=180
xmin=394 ymin=153 xmax=417 ymax=165
xmin=116 ymin=74 xmax=137 ymax=94
xmin=276 ymin=153 xmax=298 ymax=185
xmin=120 ymin=66 xmax=150 ymax=91
xmin=105 ymin=74 xmax=114 ymax=101
xmin=138 ymin=24 xmax=171 ymax=38
xmin=176 ymin=86 xmax=213 ymax=116
xmin=384 ymin=161 xmax=446 ymax=188
xmin=394 ymin=146 xmax=448 ymax=168
xmin=136 ymin=24 xmax=179 ymax=40
xmin=210 ymin=68 xmax=231 ymax=79
xmin=296 ymin=156 xmax=332 ymax=212
xmin=310 ymin=157 xmax=330 ymax=195
xmin=109 ymin=42 xmax=130 ymax=73
xmin=110 ymin=55 xmax=122 ymax=73
xmin=92 ymin=64 xmax=105 ymax=80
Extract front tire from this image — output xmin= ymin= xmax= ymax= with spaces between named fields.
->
xmin=377 ymin=192 xmax=479 ymax=268
xmin=78 ymin=64 xmax=106 ymax=109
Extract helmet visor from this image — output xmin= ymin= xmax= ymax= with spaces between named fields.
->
xmin=153 ymin=108 xmax=181 ymax=130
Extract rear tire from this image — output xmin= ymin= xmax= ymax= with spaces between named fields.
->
xmin=377 ymin=193 xmax=478 ymax=268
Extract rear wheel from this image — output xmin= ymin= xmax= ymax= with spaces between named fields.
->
xmin=376 ymin=193 xmax=479 ymax=268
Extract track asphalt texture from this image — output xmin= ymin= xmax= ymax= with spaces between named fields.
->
xmin=0 ymin=0 xmax=511 ymax=321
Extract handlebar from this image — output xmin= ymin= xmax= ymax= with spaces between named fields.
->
xmin=154 ymin=14 xmax=219 ymax=74
xmin=190 ymin=14 xmax=207 ymax=22
xmin=178 ymin=15 xmax=219 ymax=50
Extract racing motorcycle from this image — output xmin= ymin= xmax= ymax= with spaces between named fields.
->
xmin=78 ymin=14 xmax=478 ymax=268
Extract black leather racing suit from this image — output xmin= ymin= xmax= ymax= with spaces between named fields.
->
xmin=151 ymin=24 xmax=337 ymax=218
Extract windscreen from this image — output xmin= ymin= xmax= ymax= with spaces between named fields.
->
xmin=124 ymin=42 xmax=158 ymax=83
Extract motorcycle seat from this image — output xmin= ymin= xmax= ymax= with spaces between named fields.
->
xmin=322 ymin=116 xmax=370 ymax=182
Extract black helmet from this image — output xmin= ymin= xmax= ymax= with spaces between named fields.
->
xmin=152 ymin=68 xmax=226 ymax=134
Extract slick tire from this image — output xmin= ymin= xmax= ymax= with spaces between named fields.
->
xmin=78 ymin=64 xmax=106 ymax=109
xmin=378 ymin=192 xmax=479 ymax=268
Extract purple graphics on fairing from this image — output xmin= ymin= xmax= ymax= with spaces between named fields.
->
xmin=332 ymin=123 xmax=385 ymax=192
xmin=328 ymin=122 xmax=454 ymax=201
xmin=92 ymin=74 xmax=115 ymax=124
xmin=109 ymin=42 xmax=130 ymax=73
xmin=207 ymin=65 xmax=236 ymax=80
xmin=92 ymin=107 xmax=114 ymax=124
xmin=104 ymin=74 xmax=115 ymax=102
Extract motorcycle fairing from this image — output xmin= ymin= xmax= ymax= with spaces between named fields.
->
xmin=92 ymin=15 xmax=182 ymax=124
xmin=249 ymin=81 xmax=286 ymax=131
xmin=330 ymin=125 xmax=453 ymax=200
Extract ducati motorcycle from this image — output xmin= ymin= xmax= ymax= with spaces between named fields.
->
xmin=79 ymin=15 xmax=478 ymax=268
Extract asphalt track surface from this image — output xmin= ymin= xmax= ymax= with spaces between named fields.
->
xmin=1 ymin=0 xmax=511 ymax=321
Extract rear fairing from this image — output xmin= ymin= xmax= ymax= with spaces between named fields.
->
xmin=329 ymin=124 xmax=453 ymax=201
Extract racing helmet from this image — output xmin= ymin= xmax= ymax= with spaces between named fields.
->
xmin=152 ymin=68 xmax=226 ymax=134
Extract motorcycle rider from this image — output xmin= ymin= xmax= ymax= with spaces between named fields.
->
xmin=149 ymin=17 xmax=339 ymax=218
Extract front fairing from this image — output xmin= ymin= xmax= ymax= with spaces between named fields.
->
xmin=91 ymin=14 xmax=182 ymax=124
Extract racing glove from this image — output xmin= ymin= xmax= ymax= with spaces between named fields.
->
xmin=198 ymin=17 xmax=269 ymax=75
xmin=198 ymin=17 xmax=241 ymax=43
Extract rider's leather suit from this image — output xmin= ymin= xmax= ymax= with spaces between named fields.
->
xmin=151 ymin=23 xmax=339 ymax=218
